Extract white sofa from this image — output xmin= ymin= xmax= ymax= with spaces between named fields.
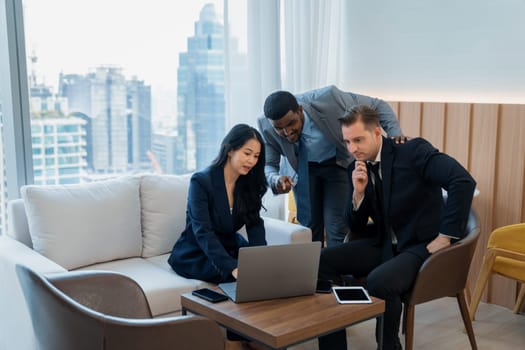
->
xmin=0 ymin=174 xmax=311 ymax=350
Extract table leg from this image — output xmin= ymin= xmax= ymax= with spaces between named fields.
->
xmin=378 ymin=314 xmax=384 ymax=350
xmin=182 ymin=307 xmax=187 ymax=316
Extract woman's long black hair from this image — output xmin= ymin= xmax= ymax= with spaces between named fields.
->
xmin=211 ymin=124 xmax=268 ymax=226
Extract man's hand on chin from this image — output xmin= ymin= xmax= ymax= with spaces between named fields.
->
xmin=426 ymin=234 xmax=451 ymax=254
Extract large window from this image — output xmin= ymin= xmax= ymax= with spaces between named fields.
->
xmin=1 ymin=0 xmax=286 ymax=223
xmin=22 ymin=0 xmax=253 ymax=181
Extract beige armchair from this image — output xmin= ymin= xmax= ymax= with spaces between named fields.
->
xmin=16 ymin=265 xmax=226 ymax=350
xmin=402 ymin=209 xmax=480 ymax=350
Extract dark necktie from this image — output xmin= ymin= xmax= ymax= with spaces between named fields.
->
xmin=369 ymin=162 xmax=383 ymax=208
xmin=294 ymin=138 xmax=311 ymax=226
xmin=368 ymin=162 xmax=392 ymax=260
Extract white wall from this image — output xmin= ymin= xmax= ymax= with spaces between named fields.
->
xmin=340 ymin=0 xmax=525 ymax=103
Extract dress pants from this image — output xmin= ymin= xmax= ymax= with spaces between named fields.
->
xmin=318 ymin=239 xmax=425 ymax=350
xmin=306 ymin=161 xmax=349 ymax=247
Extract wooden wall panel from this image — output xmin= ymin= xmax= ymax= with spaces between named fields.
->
xmin=523 ymin=167 xmax=525 ymax=222
xmin=398 ymin=102 xmax=421 ymax=137
xmin=490 ymin=105 xmax=525 ymax=308
xmin=421 ymin=103 xmax=445 ymax=151
xmin=494 ymin=105 xmax=525 ymax=224
xmin=468 ymin=104 xmax=499 ymax=301
xmin=443 ymin=103 xmax=471 ymax=169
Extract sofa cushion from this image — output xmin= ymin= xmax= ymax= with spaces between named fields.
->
xmin=21 ymin=176 xmax=142 ymax=270
xmin=140 ymin=174 xmax=192 ymax=258
xmin=76 ymin=257 xmax=206 ymax=316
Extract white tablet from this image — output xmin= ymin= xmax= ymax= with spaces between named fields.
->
xmin=332 ymin=286 xmax=372 ymax=304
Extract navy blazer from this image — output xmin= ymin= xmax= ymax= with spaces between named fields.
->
xmin=168 ymin=166 xmax=266 ymax=283
xmin=347 ymin=137 xmax=476 ymax=259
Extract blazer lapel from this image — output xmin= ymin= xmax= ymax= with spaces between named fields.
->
xmin=210 ymin=166 xmax=233 ymax=231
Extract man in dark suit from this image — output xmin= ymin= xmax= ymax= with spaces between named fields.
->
xmin=318 ymin=105 xmax=476 ymax=350
xmin=257 ymin=86 xmax=403 ymax=246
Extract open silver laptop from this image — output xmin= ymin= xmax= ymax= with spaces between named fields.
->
xmin=219 ymin=242 xmax=321 ymax=303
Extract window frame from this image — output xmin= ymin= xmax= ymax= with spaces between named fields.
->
xmin=0 ymin=0 xmax=34 ymax=201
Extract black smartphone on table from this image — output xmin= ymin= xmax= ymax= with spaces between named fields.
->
xmin=192 ymin=288 xmax=229 ymax=303
xmin=316 ymin=279 xmax=332 ymax=293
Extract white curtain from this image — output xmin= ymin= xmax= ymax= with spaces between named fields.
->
xmin=224 ymin=0 xmax=285 ymax=219
xmin=224 ymin=0 xmax=281 ymax=127
xmin=282 ymin=0 xmax=346 ymax=92
xmin=246 ymin=0 xmax=282 ymax=118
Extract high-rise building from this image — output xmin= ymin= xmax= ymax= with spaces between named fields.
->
xmin=151 ymin=130 xmax=180 ymax=175
xmin=59 ymin=68 xmax=152 ymax=175
xmin=58 ymin=73 xmax=92 ymax=116
xmin=90 ymin=66 xmax=128 ymax=173
xmin=31 ymin=116 xmax=87 ymax=185
xmin=59 ymin=73 xmax=94 ymax=169
xmin=126 ymin=77 xmax=152 ymax=172
xmin=177 ymin=3 xmax=225 ymax=172
xmin=28 ymin=66 xmax=87 ymax=186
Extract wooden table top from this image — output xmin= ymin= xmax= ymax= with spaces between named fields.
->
xmin=181 ymin=291 xmax=385 ymax=349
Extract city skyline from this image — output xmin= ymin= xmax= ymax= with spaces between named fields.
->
xmin=22 ymin=0 xmax=246 ymax=119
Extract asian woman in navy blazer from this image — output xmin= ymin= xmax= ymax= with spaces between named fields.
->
xmin=168 ymin=124 xmax=268 ymax=284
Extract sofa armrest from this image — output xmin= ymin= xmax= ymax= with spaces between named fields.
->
xmin=262 ymin=217 xmax=312 ymax=245
xmin=0 ymin=236 xmax=66 ymax=350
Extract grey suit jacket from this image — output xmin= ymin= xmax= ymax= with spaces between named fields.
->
xmin=257 ymin=85 xmax=402 ymax=192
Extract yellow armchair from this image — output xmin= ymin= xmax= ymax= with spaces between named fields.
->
xmin=469 ymin=223 xmax=525 ymax=319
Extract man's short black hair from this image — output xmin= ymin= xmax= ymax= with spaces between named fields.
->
xmin=263 ymin=90 xmax=299 ymax=121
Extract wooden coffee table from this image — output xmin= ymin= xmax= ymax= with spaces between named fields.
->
xmin=181 ymin=291 xmax=385 ymax=349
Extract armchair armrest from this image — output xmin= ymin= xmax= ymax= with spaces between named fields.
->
xmin=48 ymin=270 xmax=153 ymax=318
xmin=103 ymin=315 xmax=225 ymax=350
xmin=262 ymin=216 xmax=312 ymax=245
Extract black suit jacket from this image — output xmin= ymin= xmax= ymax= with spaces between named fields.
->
xmin=347 ymin=137 xmax=476 ymax=259
xmin=168 ymin=166 xmax=266 ymax=283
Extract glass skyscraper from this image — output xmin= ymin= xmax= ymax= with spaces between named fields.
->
xmin=177 ymin=3 xmax=225 ymax=173
xmin=28 ymin=74 xmax=87 ymax=186
xmin=59 ymin=67 xmax=152 ymax=176
xmin=31 ymin=117 xmax=87 ymax=185
xmin=126 ymin=77 xmax=152 ymax=172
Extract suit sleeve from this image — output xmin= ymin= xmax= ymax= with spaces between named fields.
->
xmin=258 ymin=116 xmax=282 ymax=193
xmin=187 ymin=175 xmax=237 ymax=279
xmin=411 ymin=139 xmax=477 ymax=238
xmin=246 ymin=217 xmax=267 ymax=246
